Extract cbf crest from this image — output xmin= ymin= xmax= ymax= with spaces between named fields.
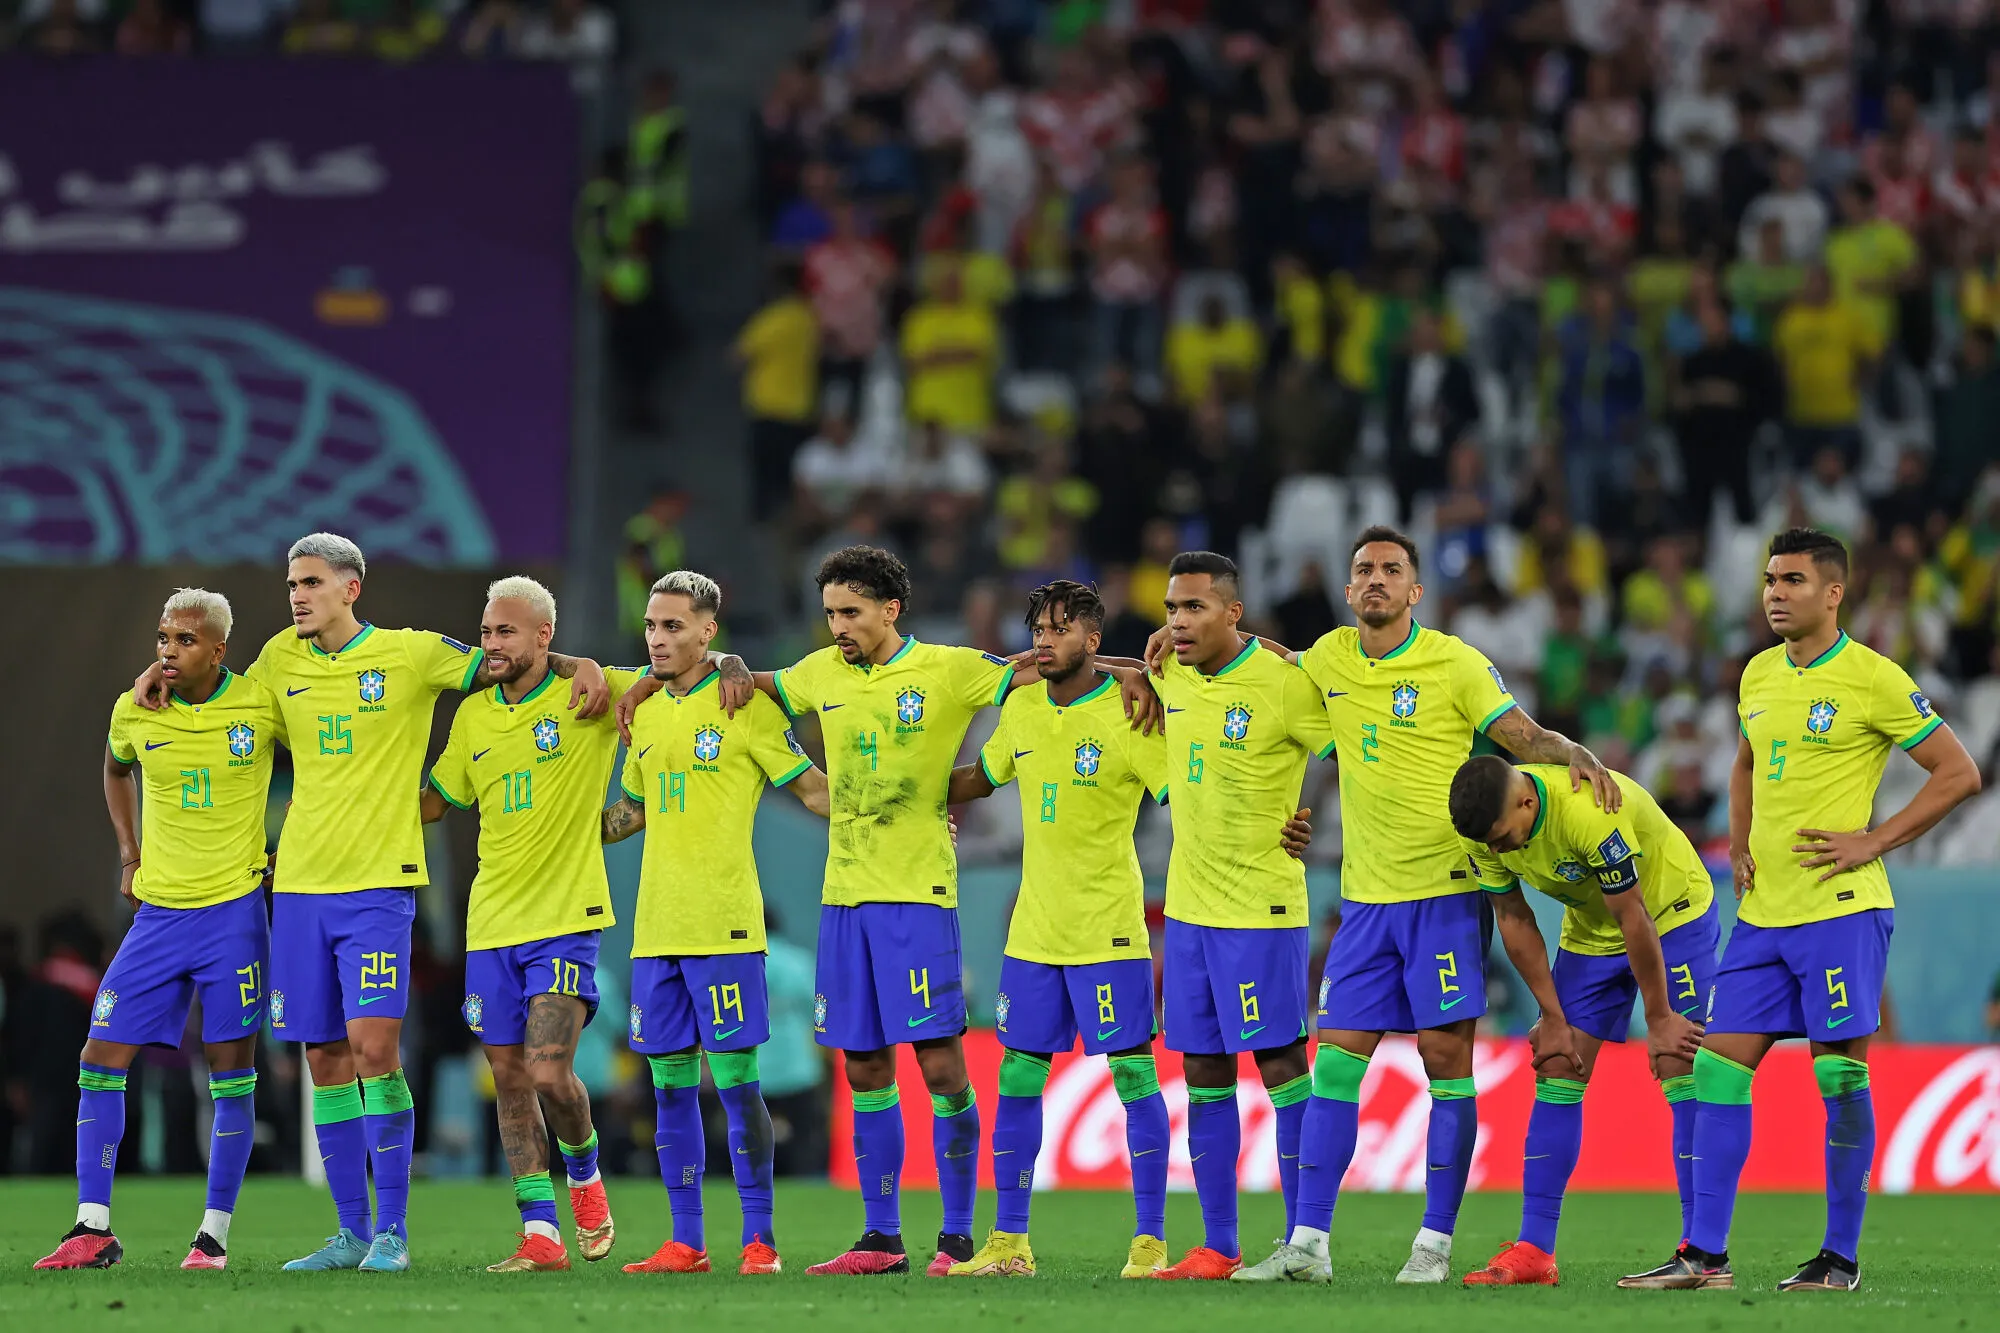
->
xmin=269 ymin=990 xmax=286 ymax=1026
xmin=1807 ymin=698 xmax=1839 ymax=735
xmin=462 ymin=994 xmax=485 ymax=1033
xmin=1074 ymin=739 xmax=1103 ymax=778
xmin=694 ymin=726 xmax=724 ymax=763
xmin=813 ymin=993 xmax=828 ymax=1032
xmin=1553 ymin=860 xmax=1590 ymax=882
xmin=92 ymin=989 xmax=117 ymax=1025
xmin=1222 ymin=704 xmax=1252 ymax=742
xmin=357 ymin=669 xmax=386 ymax=703
xmin=995 ymin=991 xmax=1011 ymax=1030
xmin=629 ymin=1004 xmax=643 ymax=1042
xmin=1392 ymin=681 xmax=1421 ymax=720
xmin=227 ymin=722 xmax=255 ymax=758
xmin=533 ymin=715 xmax=562 ymax=753
xmin=895 ymin=687 xmax=926 ymax=726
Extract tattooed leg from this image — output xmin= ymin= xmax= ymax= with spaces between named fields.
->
xmin=525 ymin=994 xmax=594 ymax=1147
xmin=484 ymin=1043 xmax=549 ymax=1177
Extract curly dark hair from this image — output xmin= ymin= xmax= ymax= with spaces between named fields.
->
xmin=815 ymin=545 xmax=913 ymax=607
xmin=1025 ymin=579 xmax=1105 ymax=632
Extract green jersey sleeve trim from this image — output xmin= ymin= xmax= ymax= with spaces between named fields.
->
xmin=620 ymin=780 xmax=643 ymax=802
xmin=1476 ymin=874 xmax=1518 ymax=893
xmin=771 ymin=758 xmax=812 ymax=788
xmin=108 ymin=736 xmax=136 ymax=764
xmin=979 ymin=750 xmax=1011 ymax=788
xmin=1476 ymin=701 xmax=1518 ymax=735
xmin=1151 ymin=782 xmax=1170 ymax=805
xmin=772 ymin=670 xmax=801 ymax=719
xmin=993 ymin=667 xmax=1013 ymax=706
xmin=1315 ymin=739 xmax=1338 ymax=761
xmin=458 ymin=647 xmax=485 ymax=694
xmin=1739 ymin=718 xmax=1750 ymax=739
xmin=426 ymin=770 xmax=472 ymax=810
xmin=1898 ymin=715 xmax=1943 ymax=750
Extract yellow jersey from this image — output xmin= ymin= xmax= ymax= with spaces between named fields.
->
xmin=1738 ymin=632 xmax=1942 ymax=927
xmin=620 ymin=674 xmax=812 ymax=957
xmin=1155 ymin=640 xmax=1336 ymax=928
xmin=1464 ymin=766 xmax=1715 ymax=956
xmin=106 ymin=668 xmax=280 ymax=909
xmin=774 ymin=637 xmax=1012 ymax=907
xmin=979 ymin=674 xmax=1171 ymax=965
xmin=1300 ymin=622 xmax=1516 ymax=904
xmin=427 ymin=666 xmax=646 ymax=952
xmin=246 ymin=623 xmax=484 ymax=895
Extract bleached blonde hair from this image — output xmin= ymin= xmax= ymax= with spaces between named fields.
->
xmin=486 ymin=575 xmax=557 ymax=630
xmin=287 ymin=532 xmax=366 ymax=582
xmin=649 ymin=569 xmax=721 ymax=618
xmin=162 ymin=587 xmax=232 ymax=640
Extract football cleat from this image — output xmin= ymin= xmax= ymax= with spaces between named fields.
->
xmin=926 ymin=1231 xmax=975 ymax=1277
xmin=807 ymin=1231 xmax=910 ymax=1276
xmin=1151 ymin=1246 xmax=1242 ymax=1280
xmin=1617 ymin=1242 xmax=1735 ymax=1290
xmin=1120 ymin=1234 xmax=1169 ymax=1279
xmin=948 ymin=1229 xmax=1035 ymax=1277
xmin=34 ymin=1225 xmax=122 ymax=1270
xmin=739 ymin=1238 xmax=782 ymax=1275
xmin=181 ymin=1231 xmax=228 ymax=1271
xmin=569 ymin=1179 xmax=615 ymax=1261
xmin=1395 ymin=1238 xmax=1452 ymax=1284
xmin=1776 ymin=1249 xmax=1860 ymax=1292
xmin=1463 ymin=1240 xmax=1559 ymax=1286
xmin=488 ymin=1232 xmax=571 ymax=1272
xmin=357 ymin=1231 xmax=410 ymax=1273
xmin=283 ymin=1228 xmax=372 ymax=1271
xmin=621 ymin=1239 xmax=710 ymax=1274
xmin=1232 ymin=1241 xmax=1331 ymax=1283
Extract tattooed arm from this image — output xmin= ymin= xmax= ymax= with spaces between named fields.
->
xmin=1484 ymin=705 xmax=1621 ymax=812
xmin=601 ymin=794 xmax=646 ymax=844
xmin=477 ymin=652 xmax=610 ymax=720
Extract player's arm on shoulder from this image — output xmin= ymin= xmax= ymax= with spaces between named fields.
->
xmin=544 ymin=652 xmax=610 ymax=720
xmin=1088 ymin=657 xmax=1165 ymax=734
xmin=1483 ymin=704 xmax=1619 ymax=813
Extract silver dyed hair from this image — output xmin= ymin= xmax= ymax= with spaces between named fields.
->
xmin=162 ymin=587 xmax=232 ymax=640
xmin=486 ymin=575 xmax=557 ymax=630
xmin=287 ymin=532 xmax=366 ymax=583
xmin=650 ymin=569 xmax=722 ymax=618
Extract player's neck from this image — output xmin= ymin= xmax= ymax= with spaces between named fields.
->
xmin=860 ymin=632 xmax=907 ymax=667
xmin=1045 ymin=660 xmax=1103 ymax=706
xmin=499 ymin=655 xmax=550 ymax=705
xmin=661 ymin=657 xmax=713 ymax=696
xmin=1781 ymin=621 xmax=1843 ymax=669
xmin=1357 ymin=613 xmax=1415 ymax=659
xmin=172 ymin=664 xmax=226 ymax=705
xmin=1188 ymin=635 xmax=1245 ymax=676
xmin=313 ymin=613 xmax=365 ymax=655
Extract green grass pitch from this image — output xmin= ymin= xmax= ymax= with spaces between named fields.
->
xmin=2 ymin=1180 xmax=1993 ymax=1331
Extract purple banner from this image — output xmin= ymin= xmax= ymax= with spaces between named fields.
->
xmin=0 ymin=58 xmax=577 ymax=565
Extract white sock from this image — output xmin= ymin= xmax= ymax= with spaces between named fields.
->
xmin=1414 ymin=1226 xmax=1453 ymax=1254
xmin=525 ymin=1220 xmax=561 ymax=1243
xmin=567 ymin=1169 xmax=601 ymax=1189
xmin=76 ymin=1203 xmax=111 ymax=1231
xmin=201 ymin=1209 xmax=232 ymax=1247
xmin=1288 ymin=1225 xmax=1329 ymax=1255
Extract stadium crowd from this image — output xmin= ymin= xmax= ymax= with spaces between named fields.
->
xmin=734 ymin=0 xmax=2000 ymax=866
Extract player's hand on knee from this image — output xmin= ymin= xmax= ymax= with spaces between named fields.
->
xmin=1530 ymin=1015 xmax=1580 ymax=1076
xmin=1280 ymin=808 xmax=1313 ymax=858
xmin=1648 ymin=1009 xmax=1704 ymax=1072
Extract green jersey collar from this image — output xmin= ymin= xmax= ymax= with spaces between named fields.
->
xmin=1525 ymin=770 xmax=1549 ymax=843
xmin=1360 ymin=620 xmax=1421 ymax=661
xmin=309 ymin=622 xmax=374 ymax=658
xmin=171 ymin=665 xmax=232 ymax=707
xmin=1789 ymin=630 xmax=1851 ymax=671
xmin=862 ymin=635 xmax=919 ymax=671
xmin=497 ymin=664 xmax=559 ymax=707
xmin=1052 ymin=672 xmax=1116 ymax=707
xmin=1212 ymin=638 xmax=1259 ymax=676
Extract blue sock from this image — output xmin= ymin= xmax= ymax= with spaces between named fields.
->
xmin=1518 ymin=1079 xmax=1585 ymax=1252
xmin=360 ymin=1071 xmax=416 ymax=1241
xmin=557 ymin=1129 xmax=600 ymax=1186
xmin=205 ymin=1068 xmax=257 ymax=1216
xmin=993 ymin=1094 xmax=1041 ymax=1233
xmin=1817 ymin=1056 xmax=1874 ymax=1263
xmin=1295 ymin=1045 xmax=1367 ymax=1234
xmin=1421 ymin=1077 xmax=1478 ymax=1236
xmin=716 ymin=1081 xmax=776 ymax=1246
xmin=932 ymin=1088 xmax=979 ymax=1236
xmin=654 ymin=1083 xmax=705 ymax=1252
xmin=311 ymin=1081 xmax=372 ymax=1240
xmin=514 ymin=1172 xmax=559 ymax=1232
xmin=851 ymin=1083 xmax=904 ymax=1237
xmin=1689 ymin=1050 xmax=1756 ymax=1256
xmin=76 ymin=1064 xmax=128 ymax=1218
xmin=1270 ymin=1075 xmax=1311 ymax=1237
xmin=1186 ymin=1084 xmax=1240 ymax=1257
xmin=1110 ymin=1055 xmax=1169 ymax=1239
xmin=1663 ymin=1075 xmax=1697 ymax=1239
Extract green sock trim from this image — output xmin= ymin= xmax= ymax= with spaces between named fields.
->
xmin=1813 ymin=1054 xmax=1871 ymax=1098
xmin=1186 ymin=1082 xmax=1238 ymax=1104
xmin=852 ymin=1083 xmax=900 ymax=1114
xmin=1534 ymin=1077 xmax=1588 ymax=1105
xmin=1268 ymin=1073 xmax=1312 ymax=1108
xmin=512 ymin=1172 xmax=556 ymax=1204
xmin=648 ymin=1052 xmax=701 ymax=1090
xmin=1108 ymin=1054 xmax=1160 ymax=1103
xmin=1430 ymin=1076 xmax=1477 ymax=1101
xmin=1311 ymin=1044 xmax=1369 ymax=1102
xmin=360 ymin=1069 xmax=414 ymax=1114
xmin=208 ymin=1072 xmax=258 ymax=1100
xmin=1693 ymin=1048 xmax=1756 ymax=1105
xmin=311 ymin=1081 xmax=365 ymax=1125
xmin=998 ymin=1050 xmax=1053 ymax=1099
xmin=78 ymin=1068 xmax=129 ymax=1092
xmin=931 ymin=1086 xmax=976 ymax=1117
xmin=707 ymin=1049 xmax=760 ymax=1090
xmin=556 ymin=1129 xmax=598 ymax=1156
xmin=1661 ymin=1074 xmax=1697 ymax=1104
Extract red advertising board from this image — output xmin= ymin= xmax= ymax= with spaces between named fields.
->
xmin=831 ymin=1034 xmax=2000 ymax=1193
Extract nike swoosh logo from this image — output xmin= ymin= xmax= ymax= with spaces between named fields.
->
xmin=1165 ymin=706 xmax=1185 ymax=714
xmin=374 ymin=1143 xmax=403 ymax=1153
xmin=944 ymin=1150 xmax=975 ymax=1159
xmin=77 ymin=1118 xmax=94 ymax=1125
xmin=1132 ymin=1148 xmax=1159 ymax=1157
xmin=1830 ymin=1140 xmax=1863 ymax=1149
xmin=1096 ymin=1028 xmax=1120 ymax=1041
xmin=995 ymin=1150 xmax=1014 ymax=1157
xmin=216 ymin=1130 xmax=246 ymax=1137
xmin=1439 ymin=994 xmax=1468 ymax=1010
xmin=736 ymin=1148 xmax=750 ymax=1154
xmin=907 ymin=1013 xmax=939 ymax=1028
xmin=713 ymin=1026 xmax=742 ymax=1040
xmin=241 ymin=1013 xmax=259 ymax=1027
xmin=1747 ymin=709 xmax=1766 ymax=720
xmin=1326 ymin=691 xmax=1348 ymax=699
xmin=1826 ymin=1013 xmax=1855 ymax=1027
xmin=144 ymin=740 xmax=172 ymax=750
xmin=638 ymin=745 xmax=653 ymax=758
xmin=1280 ymin=1153 xmax=1298 ymax=1160
xmin=1014 ymin=750 xmax=1033 ymax=758
xmin=1677 ymin=1153 xmax=1694 ymax=1160
xmin=1429 ymin=1164 xmax=1451 ymax=1171
xmin=822 ymin=703 xmax=844 ymax=712
xmin=1238 ymin=1026 xmax=1265 ymax=1039
xmin=1191 ymin=1152 xmax=1205 ymax=1162
xmin=473 ymin=748 xmax=491 ymax=761
xmin=1524 ymin=1154 xmax=1550 ymax=1160
xmin=287 ymin=687 xmax=311 ymax=697
xmin=357 ymin=993 xmax=392 ymax=1005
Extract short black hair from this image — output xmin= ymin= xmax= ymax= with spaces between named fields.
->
xmin=1166 ymin=550 xmax=1240 ymax=601
xmin=816 ymin=545 xmax=913 ymax=607
xmin=1025 ymin=579 xmax=1104 ymax=632
xmin=1768 ymin=527 xmax=1848 ymax=578
xmin=1449 ymin=755 xmax=1519 ymax=841
xmin=1350 ymin=524 xmax=1421 ymax=576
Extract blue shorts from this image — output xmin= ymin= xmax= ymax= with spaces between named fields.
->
xmin=1163 ymin=920 xmax=1310 ymax=1055
xmin=815 ymin=902 xmax=965 ymax=1051
xmin=92 ymin=893 xmax=270 ymax=1048
xmin=1707 ymin=909 xmax=1894 ymax=1042
xmin=1318 ymin=894 xmax=1491 ymax=1033
xmin=463 ymin=932 xmax=602 ymax=1046
xmin=269 ymin=888 xmax=415 ymax=1043
xmin=995 ymin=955 xmax=1156 ymax=1056
xmin=1553 ymin=901 xmax=1720 ymax=1043
xmin=629 ymin=953 xmax=770 ymax=1053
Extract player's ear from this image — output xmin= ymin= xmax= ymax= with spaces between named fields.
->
xmin=1408 ymin=582 xmax=1425 ymax=608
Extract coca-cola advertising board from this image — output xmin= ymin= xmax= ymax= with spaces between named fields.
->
xmin=830 ymin=1034 xmax=2000 ymax=1193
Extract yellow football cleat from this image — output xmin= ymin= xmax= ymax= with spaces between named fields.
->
xmin=948 ymin=1228 xmax=1036 ymax=1277
xmin=1121 ymin=1234 xmax=1169 ymax=1278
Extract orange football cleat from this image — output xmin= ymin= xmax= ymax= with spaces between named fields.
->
xmin=739 ymin=1238 xmax=782 ymax=1275
xmin=487 ymin=1232 xmax=571 ymax=1273
xmin=1463 ymin=1240 xmax=1560 ymax=1286
xmin=1151 ymin=1246 xmax=1242 ymax=1280
xmin=569 ymin=1179 xmax=615 ymax=1261
xmin=622 ymin=1239 xmax=711 ymax=1274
